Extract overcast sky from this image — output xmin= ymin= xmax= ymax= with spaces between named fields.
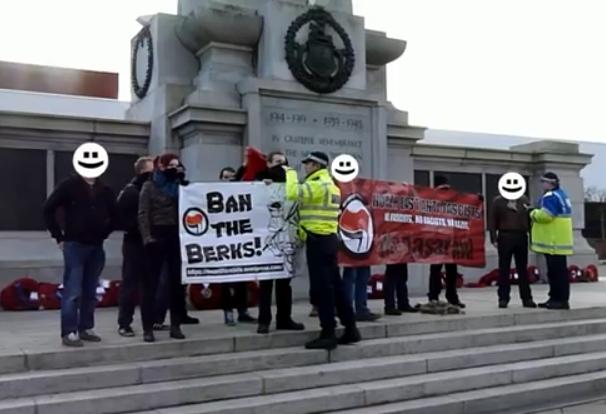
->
xmin=1 ymin=0 xmax=605 ymax=144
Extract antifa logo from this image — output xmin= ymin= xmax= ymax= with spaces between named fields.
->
xmin=338 ymin=194 xmax=374 ymax=255
xmin=183 ymin=207 xmax=209 ymax=236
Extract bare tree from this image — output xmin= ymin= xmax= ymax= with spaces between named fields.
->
xmin=586 ymin=186 xmax=598 ymax=201
xmin=585 ymin=186 xmax=606 ymax=202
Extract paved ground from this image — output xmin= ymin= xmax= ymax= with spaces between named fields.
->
xmin=1 ymin=279 xmax=606 ymax=355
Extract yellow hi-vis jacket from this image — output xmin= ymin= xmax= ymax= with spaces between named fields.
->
xmin=530 ymin=187 xmax=574 ymax=256
xmin=285 ymin=167 xmax=341 ymax=241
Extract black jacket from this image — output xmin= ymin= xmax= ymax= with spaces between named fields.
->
xmin=117 ymin=175 xmax=149 ymax=243
xmin=43 ymin=176 xmax=118 ymax=245
xmin=233 ymin=166 xmax=246 ymax=182
xmin=138 ymin=180 xmax=179 ymax=245
xmin=255 ymin=165 xmax=286 ymax=183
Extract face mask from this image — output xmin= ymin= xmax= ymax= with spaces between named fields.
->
xmin=164 ymin=168 xmax=179 ymax=181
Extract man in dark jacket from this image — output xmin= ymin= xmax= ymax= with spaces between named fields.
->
xmin=489 ymin=193 xmax=537 ymax=309
xmin=43 ymin=173 xmax=119 ymax=347
xmin=116 ymin=156 xmax=154 ymax=337
xmin=256 ymin=151 xmax=305 ymax=334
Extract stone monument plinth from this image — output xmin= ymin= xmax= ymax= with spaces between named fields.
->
xmin=127 ymin=0 xmax=422 ymax=180
xmin=126 ymin=0 xmax=424 ymax=298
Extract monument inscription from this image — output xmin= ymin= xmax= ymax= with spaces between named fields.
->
xmin=260 ymin=97 xmax=372 ymax=176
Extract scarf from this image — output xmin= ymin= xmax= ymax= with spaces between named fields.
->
xmin=153 ymin=170 xmax=179 ymax=199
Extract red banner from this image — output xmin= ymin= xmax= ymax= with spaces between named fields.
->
xmin=337 ymin=179 xmax=485 ymax=267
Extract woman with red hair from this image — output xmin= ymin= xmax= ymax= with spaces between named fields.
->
xmin=138 ymin=153 xmax=186 ymax=342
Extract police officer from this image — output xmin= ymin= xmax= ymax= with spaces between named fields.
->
xmin=285 ymin=151 xmax=361 ymax=350
xmin=530 ymin=172 xmax=574 ymax=310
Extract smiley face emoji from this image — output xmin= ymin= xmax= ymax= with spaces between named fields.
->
xmin=72 ymin=142 xmax=109 ymax=178
xmin=498 ymin=172 xmax=527 ymax=200
xmin=331 ymin=154 xmax=359 ymax=183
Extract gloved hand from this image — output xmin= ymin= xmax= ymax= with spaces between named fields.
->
xmin=528 ymin=208 xmax=536 ymax=221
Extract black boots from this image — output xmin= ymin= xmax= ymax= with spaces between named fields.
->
xmin=305 ymin=327 xmax=362 ymax=350
xmin=182 ymin=315 xmax=200 ymax=325
xmin=143 ymin=331 xmax=155 ymax=343
xmin=305 ymin=334 xmax=338 ymax=350
xmin=523 ymin=300 xmax=538 ymax=308
xmin=399 ymin=304 xmax=419 ymax=313
xmin=276 ymin=319 xmax=305 ymax=331
xmin=170 ymin=326 xmax=185 ymax=340
xmin=338 ymin=327 xmax=362 ymax=345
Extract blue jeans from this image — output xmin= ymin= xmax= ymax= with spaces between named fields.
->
xmin=61 ymin=242 xmax=105 ymax=337
xmin=342 ymin=266 xmax=371 ymax=316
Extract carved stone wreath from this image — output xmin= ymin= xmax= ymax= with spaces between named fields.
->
xmin=285 ymin=7 xmax=355 ymax=94
xmin=131 ymin=26 xmax=154 ymax=99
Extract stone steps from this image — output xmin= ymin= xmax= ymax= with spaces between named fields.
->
xmin=4 ymin=327 xmax=606 ymax=401
xmin=1 ymin=306 xmax=603 ymax=376
xmin=329 ymin=371 xmax=606 ymax=414
xmin=127 ymin=354 xmax=606 ymax=414
xmin=4 ymin=350 xmax=606 ymax=414
xmin=2 ymin=307 xmax=606 ymax=413
xmin=2 ymin=306 xmax=604 ymax=375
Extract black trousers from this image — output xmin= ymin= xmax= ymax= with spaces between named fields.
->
xmin=497 ymin=232 xmax=533 ymax=302
xmin=428 ymin=263 xmax=459 ymax=303
xmin=545 ymin=254 xmax=569 ymax=303
xmin=152 ymin=265 xmax=169 ymax=325
xmin=117 ymin=238 xmax=145 ymax=328
xmin=258 ymin=278 xmax=293 ymax=325
xmin=142 ymin=231 xmax=184 ymax=331
xmin=221 ymin=282 xmax=248 ymax=312
xmin=384 ymin=263 xmax=410 ymax=311
xmin=306 ymin=233 xmax=356 ymax=335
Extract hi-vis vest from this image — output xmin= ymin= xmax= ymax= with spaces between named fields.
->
xmin=530 ymin=187 xmax=573 ymax=255
xmin=285 ymin=168 xmax=340 ymax=240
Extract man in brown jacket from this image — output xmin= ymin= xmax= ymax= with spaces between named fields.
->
xmin=489 ymin=194 xmax=537 ymax=309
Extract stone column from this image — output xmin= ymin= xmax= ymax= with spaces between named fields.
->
xmin=174 ymin=3 xmax=263 ymax=109
xmin=170 ymin=106 xmax=247 ymax=182
xmin=126 ymin=14 xmax=199 ymax=153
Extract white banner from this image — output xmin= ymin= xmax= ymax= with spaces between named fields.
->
xmin=179 ymin=182 xmax=299 ymax=284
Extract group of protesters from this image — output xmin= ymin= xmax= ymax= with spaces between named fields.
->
xmin=44 ymin=153 xmax=196 ymax=346
xmin=43 ymin=146 xmax=573 ymax=350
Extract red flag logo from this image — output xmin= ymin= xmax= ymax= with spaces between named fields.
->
xmin=338 ymin=194 xmax=373 ymax=255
